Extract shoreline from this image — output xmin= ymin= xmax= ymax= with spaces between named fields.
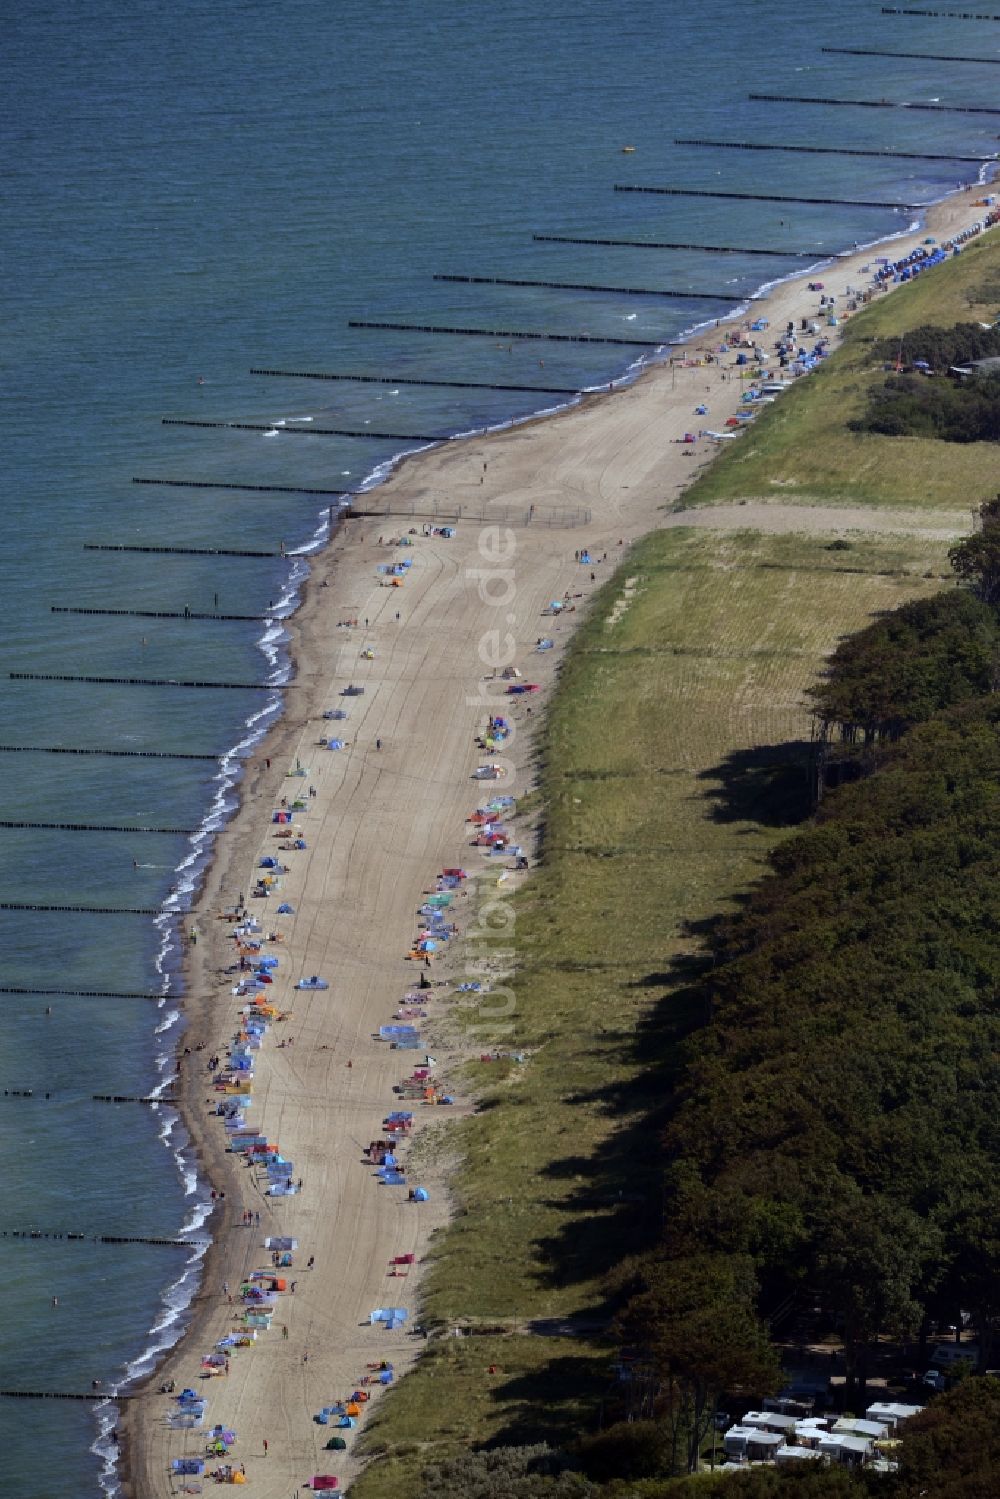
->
xmin=120 ymin=181 xmax=996 ymax=1497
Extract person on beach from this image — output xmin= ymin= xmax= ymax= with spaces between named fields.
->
xmin=263 ymin=1439 xmax=268 ymax=1457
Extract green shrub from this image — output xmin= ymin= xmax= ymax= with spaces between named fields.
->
xmin=577 ymin=1422 xmax=672 ymax=1482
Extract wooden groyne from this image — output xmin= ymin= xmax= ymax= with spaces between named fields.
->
xmin=0 ymin=986 xmax=163 ymax=999
xmin=1 ymin=1227 xmax=200 ymax=1246
xmin=250 ymin=368 xmax=581 ymax=394
xmin=675 ymin=137 xmax=992 ymax=163
xmin=532 ymin=233 xmax=819 ymax=258
xmin=0 ymin=820 xmax=196 ymax=835
xmin=348 ymin=318 xmax=660 ymax=346
xmin=0 ymin=745 xmax=219 ymax=762
xmin=84 ymin=543 xmax=284 ymax=558
xmin=0 ymin=903 xmax=160 ymax=915
xmin=433 ymin=273 xmax=747 ymax=300
xmin=613 ymin=185 xmax=919 ymax=209
xmin=91 ymin=1095 xmax=179 ymax=1105
xmin=882 ymin=6 xmax=1000 ymax=18
xmin=52 ymin=606 xmax=270 ymax=621
xmin=161 ymin=417 xmax=443 ymax=442
xmin=132 ymin=476 xmax=350 ymax=496
xmin=749 ymin=91 xmax=1000 ymax=115
xmin=10 ymin=672 xmax=286 ymax=691
xmin=822 ymin=44 xmax=1000 ymax=62
xmin=0 ymin=1390 xmax=136 ymax=1403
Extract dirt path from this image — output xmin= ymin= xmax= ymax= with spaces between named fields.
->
xmin=664 ymin=501 xmax=968 ymax=539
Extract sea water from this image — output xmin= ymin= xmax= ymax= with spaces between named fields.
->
xmin=3 ymin=0 xmax=998 ymax=1489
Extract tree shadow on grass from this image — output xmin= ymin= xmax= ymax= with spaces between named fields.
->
xmin=698 ymin=739 xmax=816 ymax=829
xmin=475 ymin=741 xmax=818 ymax=1392
xmin=526 ymin=961 xmax=712 ymax=1310
xmin=481 ymin=1351 xmax=613 ymax=1450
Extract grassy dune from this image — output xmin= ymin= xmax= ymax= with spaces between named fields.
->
xmin=685 ymin=229 xmax=1000 ymax=512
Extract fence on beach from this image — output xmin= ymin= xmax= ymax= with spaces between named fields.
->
xmin=346 ymin=497 xmax=592 ymax=528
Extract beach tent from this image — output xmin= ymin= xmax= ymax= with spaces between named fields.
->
xmin=325 ymin=1436 xmax=348 ymax=1451
xmin=296 ymin=976 xmax=329 ymax=990
xmin=276 ymin=903 xmax=294 ymax=914
xmin=380 ymin=1169 xmax=407 ymax=1185
xmin=312 ymin=1478 xmax=340 ymax=1491
xmin=369 ymin=1307 xmax=408 ymax=1329
xmin=168 ymin=1411 xmax=205 ymax=1429
xmin=411 ymin=1186 xmax=429 ymax=1202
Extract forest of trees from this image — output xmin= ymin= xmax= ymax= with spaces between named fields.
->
xmin=863 ymin=322 xmax=1000 ymax=371
xmin=421 ymin=1378 xmax=1000 ymax=1496
xmin=850 ymin=370 xmax=1000 ymax=442
xmin=419 ymin=502 xmax=1000 ymax=1496
xmin=850 ymin=322 xmax=1000 ymax=441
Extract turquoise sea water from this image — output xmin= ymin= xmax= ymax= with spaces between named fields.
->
xmin=3 ymin=1 xmax=999 ymax=1490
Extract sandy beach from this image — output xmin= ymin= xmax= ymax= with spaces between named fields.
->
xmin=123 ymin=184 xmax=994 ymax=1497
